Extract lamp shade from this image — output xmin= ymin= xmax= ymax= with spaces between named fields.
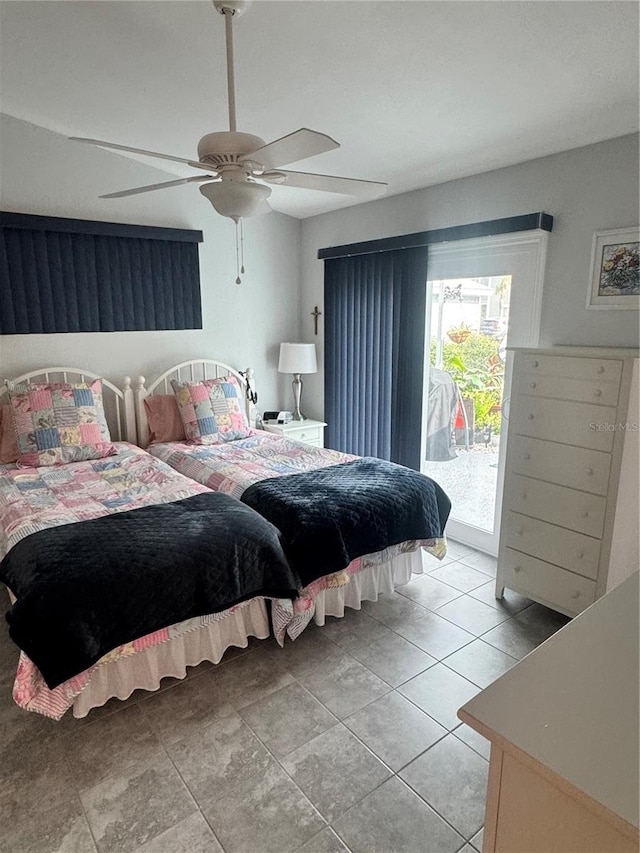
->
xmin=278 ymin=343 xmax=317 ymax=374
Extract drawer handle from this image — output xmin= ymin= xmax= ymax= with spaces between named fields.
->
xmin=515 ymin=528 xmax=523 ymax=537
xmin=585 ymin=467 xmax=593 ymax=476
xmin=529 ymin=382 xmax=537 ymax=389
xmin=527 ymin=413 xmax=535 ymax=420
xmin=300 ymin=433 xmax=307 ymax=439
xmin=523 ymin=452 xmax=531 ymax=460
xmin=577 ymin=551 xmax=584 ymax=559
xmin=572 ymin=590 xmax=581 ymax=599
xmin=513 ymin=565 xmax=521 ymax=573
xmin=597 ymin=366 xmax=605 ymax=374
xmin=593 ymin=389 xmax=602 ymax=398
xmin=521 ymin=491 xmax=527 ymax=499
xmin=581 ymin=510 xmax=589 ymax=518
xmin=533 ymin=360 xmax=539 ymax=368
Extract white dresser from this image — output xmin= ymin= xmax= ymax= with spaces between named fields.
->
xmin=497 ymin=346 xmax=639 ymax=616
xmin=262 ymin=419 xmax=327 ymax=448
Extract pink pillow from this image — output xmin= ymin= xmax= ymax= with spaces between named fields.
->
xmin=144 ymin=394 xmax=186 ymax=445
xmin=0 ymin=404 xmax=19 ymax=464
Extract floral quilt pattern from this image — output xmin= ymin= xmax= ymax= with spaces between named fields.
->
xmin=148 ymin=429 xmax=357 ymax=498
xmin=0 ymin=442 xmax=208 ymax=561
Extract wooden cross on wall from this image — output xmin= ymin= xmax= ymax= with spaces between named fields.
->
xmin=311 ymin=305 xmax=322 ymax=336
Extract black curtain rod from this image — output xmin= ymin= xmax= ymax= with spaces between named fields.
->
xmin=0 ymin=211 xmax=203 ymax=244
xmin=317 ymin=212 xmax=553 ymax=260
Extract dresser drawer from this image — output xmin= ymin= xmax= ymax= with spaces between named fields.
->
xmin=511 ymin=395 xmax=616 ymax=452
xmin=506 ymin=475 xmax=607 ymax=538
xmin=504 ymin=512 xmax=601 ymax=580
xmin=509 ymin=436 xmax=612 ymax=495
xmin=518 ymin=371 xmax=620 ymax=407
xmin=516 ymin=353 xmax=623 ymax=385
xmin=501 ymin=548 xmax=597 ymax=615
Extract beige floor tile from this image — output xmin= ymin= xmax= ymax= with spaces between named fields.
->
xmin=398 ymin=663 xmax=479 ymax=730
xmin=345 ymin=691 xmax=447 ymax=771
xmin=281 ymin=724 xmax=390 ymax=822
xmin=239 ymin=682 xmax=337 ymax=757
xmin=333 ymin=777 xmax=464 ymax=853
xmin=201 ymin=760 xmax=325 ymax=853
xmin=80 ymin=753 xmax=197 ymax=853
xmin=131 ymin=813 xmax=223 ymax=853
xmin=443 ymin=639 xmax=518 ymax=688
xmin=400 ymin=734 xmax=489 ymax=840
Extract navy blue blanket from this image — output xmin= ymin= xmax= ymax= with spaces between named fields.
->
xmin=0 ymin=492 xmax=298 ymax=689
xmin=241 ymin=457 xmax=451 ymax=587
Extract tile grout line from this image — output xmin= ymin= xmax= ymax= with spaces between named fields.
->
xmin=269 ymin=672 xmax=475 ymax=846
xmin=147 ymin=716 xmax=233 ymax=853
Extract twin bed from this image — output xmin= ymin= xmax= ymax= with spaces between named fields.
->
xmin=0 ymin=360 xmax=450 ymax=719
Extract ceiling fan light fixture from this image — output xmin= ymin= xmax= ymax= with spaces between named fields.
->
xmin=199 ymin=179 xmax=271 ymax=219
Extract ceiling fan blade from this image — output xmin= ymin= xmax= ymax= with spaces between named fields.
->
xmin=100 ymin=175 xmax=216 ymax=199
xmin=243 ymin=128 xmax=340 ymax=170
xmin=265 ymin=170 xmax=388 ymax=197
xmin=70 ymin=137 xmax=217 ymax=174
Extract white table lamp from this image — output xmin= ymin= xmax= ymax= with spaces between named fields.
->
xmin=278 ymin=342 xmax=317 ymax=421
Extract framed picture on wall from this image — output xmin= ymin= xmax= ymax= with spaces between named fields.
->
xmin=586 ymin=227 xmax=639 ymax=310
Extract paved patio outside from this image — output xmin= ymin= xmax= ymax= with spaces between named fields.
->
xmin=423 ymin=445 xmax=500 ymax=533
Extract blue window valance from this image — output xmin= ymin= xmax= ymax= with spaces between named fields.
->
xmin=0 ymin=212 xmax=203 ymax=334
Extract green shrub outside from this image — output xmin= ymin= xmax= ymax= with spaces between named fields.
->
xmin=429 ymin=333 xmax=503 ymax=432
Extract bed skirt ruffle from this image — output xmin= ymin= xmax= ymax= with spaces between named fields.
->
xmin=13 ymin=597 xmax=270 ymax=720
xmin=272 ymin=542 xmax=431 ymax=644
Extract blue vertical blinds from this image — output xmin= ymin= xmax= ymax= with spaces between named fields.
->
xmin=324 ymin=246 xmax=428 ymax=471
xmin=0 ymin=213 xmax=203 ymax=334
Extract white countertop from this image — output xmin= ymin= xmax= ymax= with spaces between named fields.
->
xmin=459 ymin=572 xmax=639 ymax=829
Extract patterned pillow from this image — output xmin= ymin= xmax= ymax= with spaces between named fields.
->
xmin=8 ymin=379 xmax=117 ymax=467
xmin=171 ymin=376 xmax=251 ymax=445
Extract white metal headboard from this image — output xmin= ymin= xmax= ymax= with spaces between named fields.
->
xmin=135 ymin=359 xmax=257 ymax=448
xmin=1 ymin=367 xmax=137 ymax=444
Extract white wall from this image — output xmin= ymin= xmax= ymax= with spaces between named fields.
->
xmin=300 ymin=133 xmax=640 ymax=419
xmin=0 ymin=114 xmax=301 ymax=411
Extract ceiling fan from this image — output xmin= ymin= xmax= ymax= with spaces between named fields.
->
xmin=70 ymin=0 xmax=387 ymax=230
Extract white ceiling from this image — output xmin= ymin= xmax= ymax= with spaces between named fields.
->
xmin=1 ymin=1 xmax=638 ymax=219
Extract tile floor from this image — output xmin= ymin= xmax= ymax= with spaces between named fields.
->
xmin=0 ymin=543 xmax=570 ymax=853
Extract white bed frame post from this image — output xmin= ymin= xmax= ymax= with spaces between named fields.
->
xmin=122 ymin=377 xmax=137 ymax=445
xmin=135 ymin=376 xmax=150 ymax=448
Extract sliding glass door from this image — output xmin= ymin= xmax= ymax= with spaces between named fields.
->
xmin=421 ymin=231 xmax=548 ymax=554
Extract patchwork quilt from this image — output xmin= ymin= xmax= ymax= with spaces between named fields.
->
xmin=149 ymin=432 xmax=450 ymax=637
xmin=149 ymin=430 xmax=355 ymax=499
xmin=0 ymin=444 xmax=284 ymax=718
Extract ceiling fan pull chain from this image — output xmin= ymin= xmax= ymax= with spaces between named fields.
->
xmin=240 ymin=217 xmax=245 ymax=274
xmin=223 ymin=8 xmax=237 ymax=133
xmin=235 ymin=218 xmax=242 ymax=284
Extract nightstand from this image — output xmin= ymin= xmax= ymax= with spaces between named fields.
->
xmin=262 ymin=419 xmax=327 ymax=448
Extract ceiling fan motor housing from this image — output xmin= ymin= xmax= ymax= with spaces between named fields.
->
xmin=212 ymin=1 xmax=250 ymax=17
xmin=197 ymin=131 xmax=265 ymax=169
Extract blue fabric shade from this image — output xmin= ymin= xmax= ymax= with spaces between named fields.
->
xmin=0 ymin=213 xmax=203 ymax=334
xmin=324 ymin=246 xmax=429 ymax=471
